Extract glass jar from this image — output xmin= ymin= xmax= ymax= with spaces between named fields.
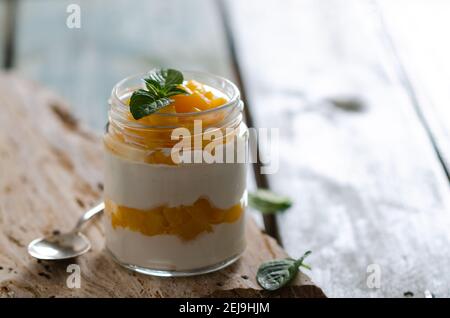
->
xmin=103 ymin=71 xmax=248 ymax=276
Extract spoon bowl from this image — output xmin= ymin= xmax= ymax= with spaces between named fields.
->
xmin=27 ymin=202 xmax=104 ymax=260
xmin=28 ymin=232 xmax=91 ymax=260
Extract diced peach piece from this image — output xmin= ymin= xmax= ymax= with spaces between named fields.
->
xmin=210 ymin=97 xmax=227 ymax=108
xmin=186 ymin=80 xmax=206 ymax=93
xmin=223 ymin=204 xmax=243 ymax=223
xmin=172 ymin=92 xmax=211 ymax=112
xmin=204 ymin=91 xmax=214 ymax=100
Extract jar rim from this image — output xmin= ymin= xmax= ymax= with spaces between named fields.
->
xmin=111 ymin=70 xmax=241 ymax=121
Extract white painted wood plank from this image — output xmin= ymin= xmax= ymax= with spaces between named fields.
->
xmin=227 ymin=0 xmax=450 ymax=297
xmin=378 ymin=0 xmax=450 ymax=175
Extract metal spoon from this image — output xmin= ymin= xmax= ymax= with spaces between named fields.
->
xmin=28 ymin=202 xmax=104 ymax=260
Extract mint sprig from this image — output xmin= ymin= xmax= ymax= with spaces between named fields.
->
xmin=248 ymin=189 xmax=292 ymax=214
xmin=129 ymin=69 xmax=188 ymax=119
xmin=257 ymin=251 xmax=312 ymax=291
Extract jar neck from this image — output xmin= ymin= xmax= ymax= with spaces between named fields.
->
xmin=107 ymin=71 xmax=243 ymax=150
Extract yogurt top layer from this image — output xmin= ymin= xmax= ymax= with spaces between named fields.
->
xmin=104 ymin=149 xmax=247 ymax=210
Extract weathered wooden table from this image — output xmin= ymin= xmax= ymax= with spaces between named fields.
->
xmin=1 ymin=0 xmax=450 ymax=297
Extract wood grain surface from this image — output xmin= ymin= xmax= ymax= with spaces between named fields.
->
xmin=0 ymin=73 xmax=325 ymax=298
xmin=226 ymin=0 xmax=450 ymax=297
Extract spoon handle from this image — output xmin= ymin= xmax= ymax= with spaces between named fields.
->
xmin=73 ymin=202 xmax=105 ymax=233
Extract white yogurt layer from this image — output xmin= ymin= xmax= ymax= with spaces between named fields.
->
xmin=104 ymin=214 xmax=246 ymax=271
xmin=104 ymin=150 xmax=247 ymax=210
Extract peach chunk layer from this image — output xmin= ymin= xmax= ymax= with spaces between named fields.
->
xmin=106 ymin=80 xmax=230 ymax=165
xmin=105 ymin=198 xmax=243 ymax=241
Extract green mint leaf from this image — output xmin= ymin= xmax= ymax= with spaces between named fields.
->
xmin=248 ymin=189 xmax=292 ymax=214
xmin=129 ymin=89 xmax=155 ymax=107
xmin=256 ymin=259 xmax=298 ymax=291
xmin=165 ymin=69 xmax=184 ymax=86
xmin=295 ymin=250 xmax=312 ymax=269
xmin=130 ymin=97 xmax=172 ymax=120
xmin=257 ymin=251 xmax=312 ymax=291
xmin=129 ymin=68 xmax=189 ymax=120
xmin=147 ymin=68 xmax=184 ymax=86
xmin=165 ymin=87 xmax=190 ymax=97
xmin=144 ymin=79 xmax=162 ymax=96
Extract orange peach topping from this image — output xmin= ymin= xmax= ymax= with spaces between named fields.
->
xmin=104 ymin=80 xmax=229 ymax=164
xmin=132 ymin=80 xmax=228 ymax=124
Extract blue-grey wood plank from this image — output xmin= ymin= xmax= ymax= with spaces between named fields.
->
xmin=15 ymin=0 xmax=234 ymax=131
xmin=0 ymin=0 xmax=7 ymax=66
